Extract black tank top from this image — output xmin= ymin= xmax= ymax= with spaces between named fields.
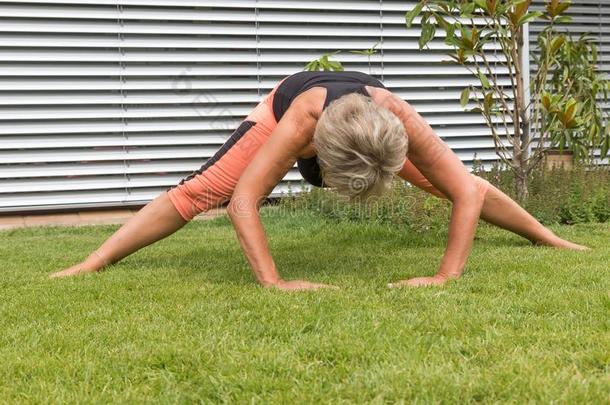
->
xmin=272 ymin=71 xmax=387 ymax=187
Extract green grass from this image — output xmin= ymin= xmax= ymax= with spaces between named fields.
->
xmin=1 ymin=210 xmax=609 ymax=403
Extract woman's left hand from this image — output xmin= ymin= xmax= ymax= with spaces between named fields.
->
xmin=388 ymin=275 xmax=448 ymax=288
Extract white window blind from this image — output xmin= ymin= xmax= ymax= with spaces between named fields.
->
xmin=0 ymin=0 xmax=513 ymax=213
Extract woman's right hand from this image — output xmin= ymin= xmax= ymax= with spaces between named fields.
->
xmin=271 ymin=279 xmax=339 ymax=291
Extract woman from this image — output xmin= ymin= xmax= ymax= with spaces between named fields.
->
xmin=51 ymin=71 xmax=587 ymax=288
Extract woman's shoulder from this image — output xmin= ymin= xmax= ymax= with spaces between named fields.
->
xmin=286 ymin=86 xmax=327 ymax=121
xmin=276 ymin=87 xmax=325 ymax=149
xmin=365 ymin=86 xmax=398 ymax=106
xmin=365 ymin=86 xmax=412 ymax=122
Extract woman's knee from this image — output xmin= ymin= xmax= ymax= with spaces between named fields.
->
xmin=166 ymin=183 xmax=226 ymax=222
xmin=472 ymin=175 xmax=491 ymax=201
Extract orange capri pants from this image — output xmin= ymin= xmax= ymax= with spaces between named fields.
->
xmin=167 ymin=80 xmax=490 ymax=222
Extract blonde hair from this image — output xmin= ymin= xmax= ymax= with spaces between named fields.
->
xmin=313 ymin=92 xmax=408 ymax=201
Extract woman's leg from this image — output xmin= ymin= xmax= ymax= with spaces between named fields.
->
xmin=398 ymin=160 xmax=588 ymax=250
xmin=476 ymin=183 xmax=587 ymax=249
xmin=51 ymin=84 xmax=281 ymax=278
xmin=51 ymin=192 xmax=188 ymax=277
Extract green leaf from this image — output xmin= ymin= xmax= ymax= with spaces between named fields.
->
xmin=421 ymin=10 xmax=431 ymax=25
xmin=541 ymin=93 xmax=552 ymax=111
xmin=304 ymin=60 xmax=318 ymax=71
xmin=483 ymin=92 xmax=494 ymax=113
xmin=419 ymin=23 xmax=436 ymax=49
xmin=553 ymin=15 xmax=572 ymax=24
xmin=601 ymin=126 xmax=610 ymax=157
xmin=327 ymin=61 xmax=344 ymax=71
xmin=405 ymin=2 xmax=424 ymax=28
xmin=460 ymin=87 xmax=471 ymax=108
xmin=479 ymin=71 xmax=491 ymax=89
xmin=444 ymin=25 xmax=456 ymax=45
xmin=556 ymin=2 xmax=572 ymax=15
xmin=460 ymin=2 xmax=475 ymax=16
xmin=434 ymin=14 xmax=452 ymax=32
xmin=518 ymin=11 xmax=542 ymax=26
xmin=550 ymin=35 xmax=565 ymax=53
xmin=564 ymin=98 xmax=578 ymax=122
xmin=587 ymin=122 xmax=598 ymax=141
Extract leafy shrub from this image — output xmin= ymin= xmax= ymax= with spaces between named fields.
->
xmin=280 ymin=180 xmax=451 ymax=233
xmin=475 ymin=163 xmax=610 ymax=225
xmin=280 ymin=164 xmax=609 ymax=229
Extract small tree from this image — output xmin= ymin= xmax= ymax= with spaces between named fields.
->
xmin=406 ymin=0 xmax=609 ymax=201
xmin=304 ymin=43 xmax=380 ymax=73
xmin=304 ymin=51 xmax=344 ymax=72
xmin=542 ymin=33 xmax=610 ymax=162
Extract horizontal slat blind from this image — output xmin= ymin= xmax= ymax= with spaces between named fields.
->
xmin=1 ymin=0 xmax=259 ymax=212
xmin=0 ymin=0 xmax=508 ymax=213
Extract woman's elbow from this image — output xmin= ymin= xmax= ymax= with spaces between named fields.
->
xmin=227 ymin=194 xmax=260 ymax=220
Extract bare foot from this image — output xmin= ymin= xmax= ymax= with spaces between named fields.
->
xmin=50 ymin=262 xmax=100 ymax=278
xmin=535 ymin=235 xmax=590 ymax=251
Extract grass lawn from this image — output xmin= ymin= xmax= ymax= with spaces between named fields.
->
xmin=1 ymin=210 xmax=609 ymax=403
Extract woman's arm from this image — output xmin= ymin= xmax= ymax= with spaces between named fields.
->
xmin=227 ymin=101 xmax=337 ymax=291
xmin=369 ymin=88 xmax=486 ymax=286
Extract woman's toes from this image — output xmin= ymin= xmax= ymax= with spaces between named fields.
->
xmin=549 ymin=236 xmax=590 ymax=251
xmin=564 ymin=241 xmax=590 ymax=251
